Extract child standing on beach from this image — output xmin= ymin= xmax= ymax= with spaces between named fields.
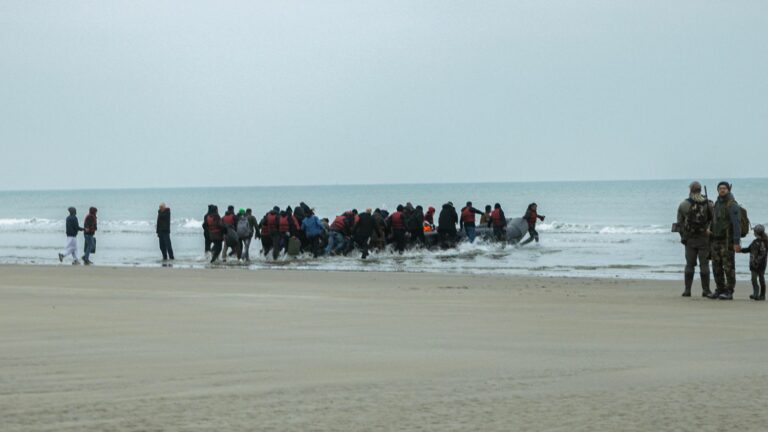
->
xmin=739 ymin=224 xmax=768 ymax=301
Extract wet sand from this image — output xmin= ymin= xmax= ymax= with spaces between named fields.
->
xmin=1 ymin=265 xmax=766 ymax=431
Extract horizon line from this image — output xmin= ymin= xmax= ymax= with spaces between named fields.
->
xmin=0 ymin=176 xmax=764 ymax=194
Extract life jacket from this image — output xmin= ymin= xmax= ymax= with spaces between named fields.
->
xmin=221 ymin=213 xmax=235 ymax=227
xmin=260 ymin=216 xmax=270 ymax=236
xmin=491 ymin=209 xmax=504 ymax=227
xmin=331 ymin=215 xmax=347 ymax=232
xmin=461 ymin=207 xmax=475 ymax=224
xmin=206 ymin=215 xmax=221 ymax=235
xmin=279 ymin=215 xmax=291 ymax=233
xmin=390 ymin=212 xmax=405 ymax=230
xmin=266 ymin=212 xmax=279 ymax=233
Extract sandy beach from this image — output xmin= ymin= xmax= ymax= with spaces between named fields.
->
xmin=1 ymin=265 xmax=766 ymax=431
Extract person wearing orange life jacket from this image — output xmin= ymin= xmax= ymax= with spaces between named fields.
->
xmin=520 ymin=203 xmax=546 ymax=246
xmin=259 ymin=206 xmax=281 ymax=259
xmin=220 ymin=205 xmax=239 ymax=262
xmin=489 ymin=203 xmax=507 ymax=242
xmin=460 ymin=201 xmax=484 ymax=243
xmin=326 ymin=212 xmax=352 ymax=255
xmin=387 ymin=205 xmax=407 ymax=254
xmin=206 ymin=206 xmax=224 ymax=263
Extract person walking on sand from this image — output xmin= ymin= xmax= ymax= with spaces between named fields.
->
xmin=156 ymin=202 xmax=175 ymax=261
xmin=676 ymin=181 xmax=713 ymax=297
xmin=520 ymin=203 xmax=545 ymax=246
xmin=739 ymin=224 xmax=767 ymax=301
xmin=59 ymin=207 xmax=83 ymax=265
xmin=709 ymin=181 xmax=742 ymax=300
xmin=82 ymin=207 xmax=98 ymax=265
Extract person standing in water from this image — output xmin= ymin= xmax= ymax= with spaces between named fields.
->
xmin=59 ymin=207 xmax=83 ymax=265
xmin=459 ymin=201 xmax=483 ymax=243
xmin=82 ymin=207 xmax=98 ymax=265
xmin=520 ymin=203 xmax=545 ymax=246
xmin=156 ymin=202 xmax=175 ymax=261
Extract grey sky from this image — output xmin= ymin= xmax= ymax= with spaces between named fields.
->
xmin=1 ymin=1 xmax=766 ymax=190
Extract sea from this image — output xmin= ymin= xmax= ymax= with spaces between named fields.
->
xmin=1 ymin=179 xmax=765 ymax=280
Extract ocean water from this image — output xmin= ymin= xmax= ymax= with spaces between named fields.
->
xmin=1 ymin=179 xmax=765 ymax=280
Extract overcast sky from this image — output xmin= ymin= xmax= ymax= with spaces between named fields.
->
xmin=1 ymin=1 xmax=766 ymax=190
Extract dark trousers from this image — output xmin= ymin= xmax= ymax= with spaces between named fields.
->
xmin=410 ymin=229 xmax=425 ymax=246
xmin=393 ymin=229 xmax=406 ymax=254
xmin=210 ymin=240 xmax=223 ymax=263
xmin=354 ymin=235 xmax=370 ymax=258
xmin=204 ymin=231 xmax=211 ymax=253
xmin=158 ymin=232 xmax=174 ymax=260
xmin=493 ymin=226 xmax=506 ymax=242
xmin=521 ymin=227 xmax=539 ymax=245
xmin=751 ymin=270 xmax=766 ymax=298
xmin=308 ymin=235 xmax=321 ymax=258
xmin=271 ymin=232 xmax=284 ymax=260
xmin=437 ymin=228 xmax=457 ymax=248
xmin=261 ymin=236 xmax=273 ymax=257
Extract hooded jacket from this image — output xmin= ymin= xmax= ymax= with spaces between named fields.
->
xmin=65 ymin=214 xmax=83 ymax=237
xmin=438 ymin=204 xmax=458 ymax=231
xmin=712 ymin=193 xmax=741 ymax=245
xmin=157 ymin=208 xmax=171 ymax=234
xmin=84 ymin=208 xmax=98 ymax=235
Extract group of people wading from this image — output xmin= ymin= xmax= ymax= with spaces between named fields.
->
xmin=676 ymin=181 xmax=766 ymax=301
xmin=201 ymin=201 xmax=545 ymax=263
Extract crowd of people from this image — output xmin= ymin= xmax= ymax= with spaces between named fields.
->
xmin=57 ymin=201 xmax=546 ymax=265
xmin=676 ymin=181 xmax=766 ymax=301
xmin=200 ymin=201 xmax=545 ymax=264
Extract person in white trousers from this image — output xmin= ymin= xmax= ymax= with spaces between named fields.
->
xmin=58 ymin=207 xmax=83 ymax=264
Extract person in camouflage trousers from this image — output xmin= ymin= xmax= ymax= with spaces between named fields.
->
xmin=709 ymin=181 xmax=742 ymax=300
xmin=676 ymin=181 xmax=713 ymax=297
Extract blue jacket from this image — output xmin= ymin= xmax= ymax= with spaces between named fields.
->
xmin=301 ymin=215 xmax=324 ymax=238
xmin=65 ymin=215 xmax=82 ymax=237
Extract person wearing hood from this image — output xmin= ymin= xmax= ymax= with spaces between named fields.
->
xmin=387 ymin=205 xmax=407 ymax=254
xmin=59 ymin=207 xmax=83 ymax=265
xmin=424 ymin=206 xmax=436 ymax=226
xmin=676 ymin=181 xmax=713 ymax=297
xmin=739 ymin=224 xmax=768 ymax=301
xmin=438 ymin=202 xmax=459 ymax=248
xmin=202 ymin=204 xmax=215 ymax=256
xmin=301 ymin=208 xmax=324 ymax=258
xmin=259 ymin=207 xmax=280 ymax=259
xmin=156 ymin=203 xmax=174 ymax=261
xmin=459 ymin=201 xmax=484 ymax=243
xmin=520 ymin=203 xmax=546 ymax=246
xmin=82 ymin=207 xmax=98 ymax=265
xmin=370 ymin=209 xmax=387 ymax=250
xmin=219 ymin=206 xmax=238 ymax=262
xmin=407 ymin=205 xmax=425 ymax=246
xmin=353 ymin=208 xmax=375 ymax=259
xmin=206 ymin=206 xmax=224 ymax=263
xmin=709 ymin=181 xmax=742 ymax=300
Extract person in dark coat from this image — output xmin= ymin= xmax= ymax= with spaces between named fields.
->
xmin=353 ymin=209 xmax=375 ymax=259
xmin=156 ymin=203 xmax=174 ymax=261
xmin=437 ymin=202 xmax=458 ymax=248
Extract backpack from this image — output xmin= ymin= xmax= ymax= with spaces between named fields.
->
xmin=237 ymin=217 xmax=252 ymax=239
xmin=684 ymin=199 xmax=710 ymax=236
xmin=738 ymin=205 xmax=750 ymax=238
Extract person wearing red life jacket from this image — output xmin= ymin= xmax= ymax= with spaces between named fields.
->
xmin=489 ymin=203 xmax=507 ymax=242
xmin=520 ymin=203 xmax=546 ymax=246
xmin=387 ymin=205 xmax=407 ymax=254
xmin=259 ymin=206 xmax=280 ymax=259
xmin=206 ymin=206 xmax=224 ymax=263
xmin=326 ymin=212 xmax=351 ymax=255
xmin=459 ymin=201 xmax=483 ymax=243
